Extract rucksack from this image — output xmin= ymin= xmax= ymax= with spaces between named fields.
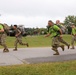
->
xmin=17 ymin=27 xmax=24 ymax=35
xmin=57 ymin=24 xmax=66 ymax=34
xmin=0 ymin=23 xmax=10 ymax=33
xmin=54 ymin=24 xmax=66 ymax=34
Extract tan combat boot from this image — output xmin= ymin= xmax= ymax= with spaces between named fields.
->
xmin=13 ymin=49 xmax=17 ymax=51
xmin=53 ymin=52 xmax=59 ymax=55
xmin=3 ymin=49 xmax=9 ymax=53
xmin=60 ymin=45 xmax=64 ymax=51
xmin=68 ymin=44 xmax=70 ymax=49
xmin=26 ymin=43 xmax=29 ymax=47
xmin=71 ymin=46 xmax=75 ymax=49
xmin=52 ymin=47 xmax=59 ymax=55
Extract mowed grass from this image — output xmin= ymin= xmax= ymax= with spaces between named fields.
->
xmin=6 ymin=35 xmax=51 ymax=48
xmin=0 ymin=35 xmax=76 ymax=75
xmin=1 ymin=34 xmax=74 ymax=48
xmin=0 ymin=60 xmax=76 ymax=75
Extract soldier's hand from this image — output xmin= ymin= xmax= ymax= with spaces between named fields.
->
xmin=45 ymin=33 xmax=50 ymax=37
xmin=45 ymin=35 xmax=47 ymax=37
xmin=60 ymin=35 xmax=63 ymax=38
xmin=15 ymin=35 xmax=18 ymax=37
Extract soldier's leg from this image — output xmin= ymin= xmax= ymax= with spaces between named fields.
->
xmin=52 ymin=37 xmax=60 ymax=55
xmin=53 ymin=37 xmax=64 ymax=51
xmin=58 ymin=36 xmax=70 ymax=49
xmin=0 ymin=34 xmax=9 ymax=52
xmin=59 ymin=45 xmax=64 ymax=51
xmin=71 ymin=36 xmax=75 ymax=49
xmin=52 ymin=45 xmax=59 ymax=55
xmin=14 ymin=38 xmax=19 ymax=51
xmin=18 ymin=37 xmax=29 ymax=47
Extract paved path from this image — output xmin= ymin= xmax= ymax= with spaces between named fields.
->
xmin=0 ymin=47 xmax=76 ymax=66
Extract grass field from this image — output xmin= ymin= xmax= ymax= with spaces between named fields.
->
xmin=3 ymin=34 xmax=74 ymax=48
xmin=0 ymin=60 xmax=76 ymax=75
xmin=0 ymin=35 xmax=76 ymax=75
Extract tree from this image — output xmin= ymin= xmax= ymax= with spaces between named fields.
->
xmin=64 ymin=15 xmax=76 ymax=34
xmin=64 ymin=15 xmax=76 ymax=27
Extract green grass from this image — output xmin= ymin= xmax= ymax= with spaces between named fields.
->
xmin=0 ymin=60 xmax=76 ymax=75
xmin=2 ymin=34 xmax=74 ymax=48
xmin=6 ymin=35 xmax=51 ymax=48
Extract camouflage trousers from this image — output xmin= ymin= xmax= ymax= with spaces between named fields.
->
xmin=0 ymin=34 xmax=8 ymax=49
xmin=71 ymin=36 xmax=76 ymax=47
xmin=52 ymin=37 xmax=60 ymax=50
xmin=14 ymin=37 xmax=27 ymax=49
xmin=52 ymin=36 xmax=69 ymax=50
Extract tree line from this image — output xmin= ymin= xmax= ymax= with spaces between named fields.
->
xmin=8 ymin=15 xmax=76 ymax=36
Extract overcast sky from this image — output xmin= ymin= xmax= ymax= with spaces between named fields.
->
xmin=0 ymin=0 xmax=76 ymax=28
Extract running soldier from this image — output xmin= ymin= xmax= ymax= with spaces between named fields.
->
xmin=0 ymin=23 xmax=9 ymax=52
xmin=45 ymin=20 xmax=70 ymax=55
xmin=13 ymin=25 xmax=29 ymax=51
xmin=71 ymin=24 xmax=76 ymax=49
xmin=56 ymin=20 xmax=70 ymax=48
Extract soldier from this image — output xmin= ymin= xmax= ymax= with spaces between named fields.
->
xmin=45 ymin=20 xmax=64 ymax=55
xmin=13 ymin=25 xmax=29 ymax=51
xmin=45 ymin=20 xmax=69 ymax=55
xmin=0 ymin=23 xmax=9 ymax=52
xmin=56 ymin=20 xmax=70 ymax=49
xmin=71 ymin=24 xmax=76 ymax=49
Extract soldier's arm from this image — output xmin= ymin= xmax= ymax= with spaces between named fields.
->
xmin=15 ymin=29 xmax=21 ymax=37
xmin=0 ymin=28 xmax=4 ymax=32
xmin=45 ymin=28 xmax=51 ymax=37
xmin=0 ymin=25 xmax=4 ymax=32
xmin=45 ymin=33 xmax=51 ymax=37
xmin=59 ymin=29 xmax=62 ymax=35
xmin=58 ymin=29 xmax=63 ymax=38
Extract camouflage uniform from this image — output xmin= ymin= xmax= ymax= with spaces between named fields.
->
xmin=57 ymin=36 xmax=69 ymax=47
xmin=71 ymin=36 xmax=76 ymax=48
xmin=0 ymin=25 xmax=9 ymax=52
xmin=71 ymin=27 xmax=76 ymax=49
xmin=56 ymin=24 xmax=69 ymax=47
xmin=49 ymin=25 xmax=69 ymax=55
xmin=14 ymin=28 xmax=28 ymax=50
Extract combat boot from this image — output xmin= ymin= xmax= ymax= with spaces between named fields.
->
xmin=71 ymin=47 xmax=75 ymax=49
xmin=3 ymin=49 xmax=9 ymax=53
xmin=53 ymin=52 xmax=59 ymax=55
xmin=60 ymin=45 xmax=64 ymax=51
xmin=13 ymin=49 xmax=17 ymax=51
xmin=71 ymin=46 xmax=75 ymax=49
xmin=68 ymin=44 xmax=70 ymax=49
xmin=52 ymin=47 xmax=59 ymax=55
xmin=26 ymin=43 xmax=29 ymax=47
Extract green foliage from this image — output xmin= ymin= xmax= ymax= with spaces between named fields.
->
xmin=64 ymin=15 xmax=76 ymax=27
xmin=25 ymin=28 xmax=47 ymax=35
xmin=64 ymin=15 xmax=76 ymax=34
